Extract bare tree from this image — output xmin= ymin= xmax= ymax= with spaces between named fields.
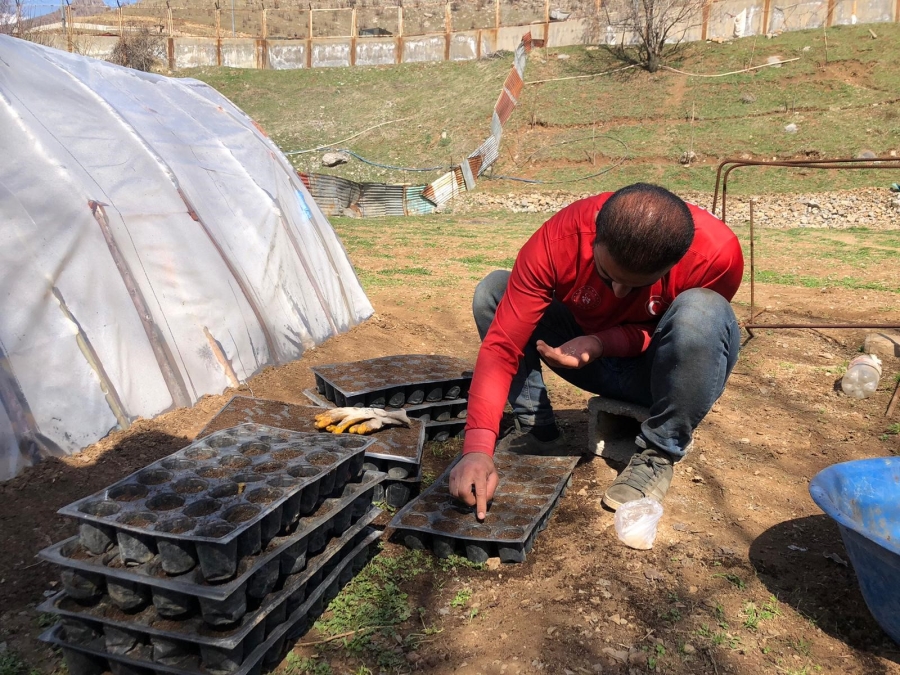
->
xmin=587 ymin=0 xmax=704 ymax=72
xmin=0 ymin=0 xmax=15 ymax=34
xmin=108 ymin=24 xmax=164 ymax=71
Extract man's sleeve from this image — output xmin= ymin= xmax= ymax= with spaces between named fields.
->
xmin=462 ymin=225 xmax=557 ymax=457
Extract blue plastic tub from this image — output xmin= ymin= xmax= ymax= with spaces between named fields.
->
xmin=809 ymin=457 xmax=900 ymax=645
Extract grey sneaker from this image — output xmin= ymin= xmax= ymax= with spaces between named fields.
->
xmin=495 ymin=425 xmax=568 ymax=456
xmin=602 ymin=447 xmax=674 ymax=510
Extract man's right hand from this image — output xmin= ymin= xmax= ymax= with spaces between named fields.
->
xmin=448 ymin=452 xmax=499 ymax=521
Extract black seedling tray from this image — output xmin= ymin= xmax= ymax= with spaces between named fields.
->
xmin=39 ymin=508 xmax=381 ymax=650
xmin=423 ymin=420 xmax=466 ymax=443
xmin=200 ymin=396 xmax=425 ymax=468
xmin=58 ymin=424 xmax=373 ymax=572
xmin=302 ymin=387 xmax=468 ymax=425
xmin=369 ymin=462 xmax=423 ymax=510
xmin=40 ymin=471 xmax=385 ymax=613
xmin=389 ymin=451 xmax=577 ymax=564
xmin=40 ymin=530 xmax=381 ymax=675
xmin=311 ymin=354 xmax=473 ymax=408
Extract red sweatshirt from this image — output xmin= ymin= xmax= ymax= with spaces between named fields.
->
xmin=463 ymin=193 xmax=744 ymax=457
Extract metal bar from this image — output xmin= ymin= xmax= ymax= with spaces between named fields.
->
xmin=710 ymin=156 xmax=900 ymax=332
xmin=886 ymin=378 xmax=900 ymax=418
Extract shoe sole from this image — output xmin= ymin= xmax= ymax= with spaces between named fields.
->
xmin=602 ymin=489 xmax=665 ymax=512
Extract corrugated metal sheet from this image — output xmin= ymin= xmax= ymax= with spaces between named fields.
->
xmin=302 ymin=32 xmax=533 ymax=218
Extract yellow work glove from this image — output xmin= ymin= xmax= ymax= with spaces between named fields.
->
xmin=313 ymin=407 xmax=411 ymax=435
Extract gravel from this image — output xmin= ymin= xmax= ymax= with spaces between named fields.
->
xmin=448 ymin=187 xmax=900 ymax=230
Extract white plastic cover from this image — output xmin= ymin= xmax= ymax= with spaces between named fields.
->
xmin=0 ymin=36 xmax=373 ymax=481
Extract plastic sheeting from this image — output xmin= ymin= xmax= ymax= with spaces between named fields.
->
xmin=0 ymin=36 xmax=374 ymax=481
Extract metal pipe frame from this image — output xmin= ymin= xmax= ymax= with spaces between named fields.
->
xmin=710 ymin=156 xmax=900 ymax=332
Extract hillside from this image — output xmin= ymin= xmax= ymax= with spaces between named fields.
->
xmin=187 ymin=22 xmax=900 ymax=196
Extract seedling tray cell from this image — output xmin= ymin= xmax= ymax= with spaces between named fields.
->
xmin=41 ymin=531 xmax=382 ymax=675
xmin=200 ymin=396 xmax=425 ymax=467
xmin=423 ymin=420 xmax=466 ymax=443
xmin=389 ymin=451 xmax=577 ymax=563
xmin=369 ymin=462 xmax=423 ymax=510
xmin=58 ymin=424 xmax=373 ymax=572
xmin=38 ymin=508 xmax=382 ymax=650
xmin=311 ymin=354 xmax=473 ymax=408
xmin=40 ymin=471 xmax=386 ymax=605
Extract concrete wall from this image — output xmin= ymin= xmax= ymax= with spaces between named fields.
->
xmin=356 ymin=38 xmax=396 ymax=66
xmin=269 ymin=41 xmax=306 ymax=69
xmin=220 ymin=38 xmax=256 ymax=68
xmin=311 ymin=39 xmax=351 ymax=67
xmin=72 ymin=4 xmax=897 ymax=71
xmin=174 ymin=37 xmax=218 ymax=68
xmin=402 ymin=34 xmax=445 ymax=63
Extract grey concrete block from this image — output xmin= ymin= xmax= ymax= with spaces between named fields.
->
xmin=864 ymin=332 xmax=900 ymax=359
xmin=586 ymin=397 xmax=650 ymax=464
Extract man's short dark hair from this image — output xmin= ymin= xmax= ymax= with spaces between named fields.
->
xmin=594 ymin=183 xmax=695 ymax=274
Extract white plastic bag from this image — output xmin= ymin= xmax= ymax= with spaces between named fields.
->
xmin=614 ymin=498 xmax=664 ymax=550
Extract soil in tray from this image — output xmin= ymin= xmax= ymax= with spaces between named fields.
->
xmin=198 ymin=397 xmax=422 ymax=460
xmin=240 ymin=442 xmax=270 ymax=457
xmin=313 ymin=355 xmax=473 ymax=395
xmin=431 ymin=520 xmax=463 ymax=534
xmin=496 ymin=527 xmax=526 ymax=540
xmin=307 ymin=452 xmax=338 ymax=466
xmin=108 ymin=484 xmax=149 ymax=502
xmin=399 ymin=513 xmax=430 ymax=528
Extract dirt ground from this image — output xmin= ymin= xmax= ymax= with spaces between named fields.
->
xmin=1 ymin=242 xmax=899 ymax=675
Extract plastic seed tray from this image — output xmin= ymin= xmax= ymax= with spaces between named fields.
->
xmin=57 ymin=424 xmax=373 ymax=577
xmin=303 ymin=386 xmax=468 ymax=423
xmin=39 ymin=471 xmax=385 ymax=615
xmin=38 ymin=508 xmax=381 ymax=651
xmin=423 ymin=419 xmax=466 ymax=443
xmin=200 ymin=396 xmax=425 ymax=468
xmin=41 ymin=530 xmax=381 ymax=675
xmin=389 ymin=451 xmax=578 ymax=564
xmin=311 ymin=354 xmax=474 ymax=408
xmin=367 ymin=461 xmax=423 ymax=510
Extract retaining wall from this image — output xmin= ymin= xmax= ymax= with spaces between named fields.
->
xmin=68 ymin=0 xmax=897 ymax=71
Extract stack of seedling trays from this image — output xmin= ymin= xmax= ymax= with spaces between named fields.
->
xmin=198 ymin=396 xmax=426 ymax=510
xmin=389 ymin=450 xmax=578 ymax=564
xmin=305 ymin=354 xmax=474 ymax=443
xmin=37 ymin=424 xmax=386 ymax=675
xmin=303 ymin=354 xmax=474 ymax=505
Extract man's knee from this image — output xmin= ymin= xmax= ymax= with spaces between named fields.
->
xmin=473 ymin=270 xmax=510 ymax=328
xmin=663 ymin=288 xmax=739 ymax=352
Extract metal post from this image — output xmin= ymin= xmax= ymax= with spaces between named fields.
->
xmin=749 ymin=199 xmax=755 ymax=323
xmin=231 ymin=0 xmax=235 ymax=37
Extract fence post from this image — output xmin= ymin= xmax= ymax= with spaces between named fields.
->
xmin=444 ymin=1 xmax=451 ymax=60
xmin=762 ymin=0 xmax=772 ymax=34
xmin=64 ymin=3 xmax=73 ymax=52
xmin=495 ymin=0 xmax=500 ymax=30
xmin=396 ymin=5 xmax=403 ymax=64
xmin=826 ymin=0 xmax=836 ymax=26
xmin=261 ymin=8 xmax=266 ymax=38
xmin=701 ymin=0 xmax=710 ymax=40
xmin=215 ymin=7 xmax=222 ymax=66
xmin=350 ymin=7 xmax=357 ymax=66
xmin=544 ymin=0 xmax=550 ymax=47
xmin=117 ymin=6 xmax=123 ymax=36
xmin=306 ymin=8 xmax=313 ymax=68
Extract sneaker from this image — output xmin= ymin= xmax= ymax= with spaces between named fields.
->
xmin=602 ymin=447 xmax=674 ymax=511
xmin=495 ymin=424 xmax=568 ymax=456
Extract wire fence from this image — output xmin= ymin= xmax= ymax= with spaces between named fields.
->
xmin=8 ymin=0 xmax=598 ymax=40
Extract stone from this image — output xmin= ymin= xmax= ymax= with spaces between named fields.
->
xmin=486 ymin=558 xmax=502 ymax=571
xmin=864 ymin=332 xmax=900 ymax=359
xmin=601 ymin=648 xmax=629 ymax=662
xmin=856 ymin=149 xmax=877 ymax=160
xmin=766 ymin=55 xmax=783 ymax=66
xmin=740 ymin=93 xmax=756 ymax=103
xmin=679 ymin=150 xmax=697 ymax=165
xmin=586 ymin=397 xmax=650 ymax=463
xmin=784 ymin=123 xmax=798 ymax=133
xmin=321 ymin=151 xmax=350 ymax=167
xmin=683 ymin=643 xmax=697 ymax=654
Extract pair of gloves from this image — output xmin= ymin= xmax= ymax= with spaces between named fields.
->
xmin=314 ymin=407 xmax=411 ymax=435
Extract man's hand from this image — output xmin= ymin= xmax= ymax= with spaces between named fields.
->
xmin=537 ymin=335 xmax=603 ymax=369
xmin=448 ymin=452 xmax=499 ymax=520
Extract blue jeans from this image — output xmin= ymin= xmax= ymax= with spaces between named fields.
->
xmin=472 ymin=270 xmax=741 ymax=459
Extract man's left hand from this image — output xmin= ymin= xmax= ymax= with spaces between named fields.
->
xmin=537 ymin=336 xmax=603 ymax=369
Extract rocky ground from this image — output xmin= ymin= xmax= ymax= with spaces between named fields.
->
xmin=449 ymin=187 xmax=900 ymax=230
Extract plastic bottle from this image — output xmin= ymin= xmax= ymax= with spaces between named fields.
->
xmin=614 ymin=498 xmax=664 ymax=550
xmin=841 ymin=354 xmax=883 ymax=399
